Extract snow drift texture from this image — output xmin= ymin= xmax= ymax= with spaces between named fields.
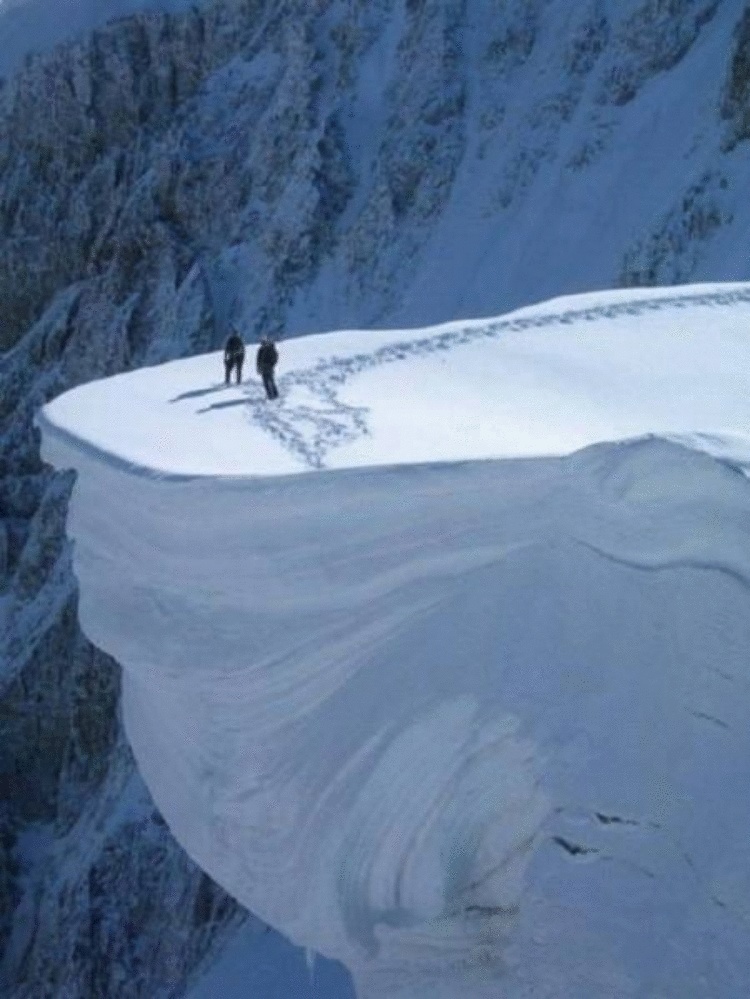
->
xmin=40 ymin=287 xmax=750 ymax=998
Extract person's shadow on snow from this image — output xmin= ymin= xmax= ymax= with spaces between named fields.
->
xmin=169 ymin=385 xmax=229 ymax=403
xmin=197 ymin=397 xmax=266 ymax=414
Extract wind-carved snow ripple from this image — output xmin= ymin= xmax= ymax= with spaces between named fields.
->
xmin=335 ymin=700 xmax=545 ymax=956
xmin=255 ymin=288 xmax=750 ymax=469
xmin=205 ymin=635 xmax=547 ymax=994
xmin=39 ymin=405 xmax=750 ymax=996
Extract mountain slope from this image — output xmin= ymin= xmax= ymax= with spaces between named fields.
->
xmin=39 ymin=287 xmax=750 ymax=998
xmin=3 ymin=0 xmax=750 ymax=359
xmin=0 ymin=0 xmax=202 ymax=80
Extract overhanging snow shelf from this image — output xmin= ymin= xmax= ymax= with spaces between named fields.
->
xmin=39 ymin=286 xmax=750 ymax=998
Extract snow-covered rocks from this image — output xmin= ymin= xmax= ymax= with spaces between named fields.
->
xmin=0 ymin=0 xmax=204 ymax=80
xmin=4 ymin=0 xmax=750 ymax=368
xmin=39 ymin=287 xmax=750 ymax=997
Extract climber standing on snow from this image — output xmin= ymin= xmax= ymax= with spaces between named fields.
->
xmin=223 ymin=329 xmax=245 ymax=386
xmin=256 ymin=336 xmax=279 ymax=400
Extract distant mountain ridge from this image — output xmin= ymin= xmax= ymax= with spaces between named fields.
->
xmin=0 ymin=0 xmax=202 ymax=80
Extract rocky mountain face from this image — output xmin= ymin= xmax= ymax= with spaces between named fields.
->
xmin=2 ymin=0 xmax=750 ymax=995
xmin=0 ymin=0 xmax=202 ymax=83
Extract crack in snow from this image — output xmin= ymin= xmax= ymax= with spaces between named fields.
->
xmin=688 ymin=708 xmax=731 ymax=730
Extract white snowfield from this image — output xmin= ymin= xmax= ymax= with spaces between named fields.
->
xmin=39 ymin=285 xmax=750 ymax=998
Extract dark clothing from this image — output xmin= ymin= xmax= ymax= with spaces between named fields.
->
xmin=260 ymin=369 xmax=278 ymax=400
xmin=225 ymin=333 xmax=245 ymax=357
xmin=256 ymin=342 xmax=278 ymax=371
xmin=224 ymin=334 xmax=245 ymax=385
xmin=224 ymin=355 xmax=244 ymax=385
xmin=256 ymin=341 xmax=279 ymax=399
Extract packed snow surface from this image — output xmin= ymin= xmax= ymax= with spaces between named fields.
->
xmin=40 ymin=286 xmax=750 ymax=998
xmin=43 ymin=284 xmax=750 ymax=477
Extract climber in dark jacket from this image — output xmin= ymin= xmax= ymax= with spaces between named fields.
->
xmin=256 ymin=336 xmax=279 ymax=400
xmin=224 ymin=331 xmax=245 ymax=385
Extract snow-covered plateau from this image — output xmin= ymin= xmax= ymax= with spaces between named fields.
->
xmin=39 ymin=286 xmax=750 ymax=998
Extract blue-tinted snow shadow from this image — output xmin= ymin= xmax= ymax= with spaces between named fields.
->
xmin=186 ymin=922 xmax=355 ymax=999
xmin=170 ymin=385 xmax=229 ymax=403
xmin=197 ymin=398 xmax=264 ymax=414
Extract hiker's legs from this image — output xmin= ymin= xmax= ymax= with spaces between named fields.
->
xmin=236 ymin=357 xmax=244 ymax=384
xmin=224 ymin=359 xmax=232 ymax=385
xmin=262 ymin=370 xmax=275 ymax=399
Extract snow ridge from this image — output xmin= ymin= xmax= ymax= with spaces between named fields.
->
xmin=38 ymin=286 xmax=750 ymax=998
xmin=250 ymin=285 xmax=750 ymax=469
xmin=39 ymin=431 xmax=750 ymax=999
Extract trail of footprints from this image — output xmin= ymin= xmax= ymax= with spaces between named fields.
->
xmin=247 ymin=288 xmax=750 ymax=469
